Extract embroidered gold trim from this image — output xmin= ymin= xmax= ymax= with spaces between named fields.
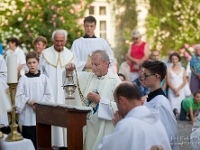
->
xmin=42 ymin=53 xmax=57 ymax=68
xmin=60 ymin=54 xmax=74 ymax=68
xmin=42 ymin=48 xmax=74 ymax=68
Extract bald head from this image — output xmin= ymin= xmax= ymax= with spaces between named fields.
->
xmin=114 ymin=82 xmax=141 ymax=102
xmin=114 ymin=82 xmax=142 ymax=117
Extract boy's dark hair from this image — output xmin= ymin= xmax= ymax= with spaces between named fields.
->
xmin=84 ymin=16 xmax=96 ymax=25
xmin=114 ymin=82 xmax=141 ymax=102
xmin=142 ymin=61 xmax=166 ymax=81
xmin=118 ymin=73 xmax=126 ymax=81
xmin=26 ymin=51 xmax=40 ymax=62
xmin=193 ymin=89 xmax=200 ymax=97
xmin=169 ymin=52 xmax=181 ymax=62
xmin=7 ymin=37 xmax=20 ymax=46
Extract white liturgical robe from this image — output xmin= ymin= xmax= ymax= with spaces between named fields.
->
xmin=98 ymin=106 xmax=171 ymax=150
xmin=0 ymin=55 xmax=10 ymax=126
xmin=63 ymin=70 xmax=121 ymax=150
xmin=40 ymin=45 xmax=74 ymax=147
xmin=144 ymin=95 xmax=179 ymax=150
xmin=15 ymin=74 xmax=54 ymax=125
xmin=0 ymin=80 xmax=9 ymax=126
xmin=71 ymin=37 xmax=115 ymax=71
xmin=0 ymin=82 xmax=11 ymax=127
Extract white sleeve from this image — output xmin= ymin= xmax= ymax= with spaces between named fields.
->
xmin=103 ymin=40 xmax=115 ymax=68
xmin=15 ymin=78 xmax=29 ymax=113
xmin=98 ymin=98 xmax=113 ymax=120
xmin=71 ymin=41 xmax=86 ymax=71
xmin=62 ymin=69 xmax=67 ymax=85
xmin=156 ymin=105 xmax=178 ymax=149
xmin=98 ymin=121 xmax=131 ymax=150
xmin=0 ymin=82 xmax=11 ymax=115
xmin=98 ymin=78 xmax=121 ymax=120
xmin=41 ymin=77 xmax=55 ymax=103
xmin=39 ymin=56 xmax=46 ymax=74
xmin=18 ymin=50 xmax=26 ymax=65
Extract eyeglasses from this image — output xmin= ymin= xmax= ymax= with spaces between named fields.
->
xmin=140 ymin=73 xmax=155 ymax=80
xmin=133 ymin=38 xmax=139 ymax=40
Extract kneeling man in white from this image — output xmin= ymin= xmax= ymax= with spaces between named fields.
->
xmin=98 ymin=82 xmax=171 ymax=150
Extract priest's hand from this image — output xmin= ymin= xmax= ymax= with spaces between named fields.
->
xmin=87 ymin=92 xmax=100 ymax=104
xmin=112 ymin=111 xmax=123 ymax=127
xmin=65 ymin=63 xmax=76 ymax=75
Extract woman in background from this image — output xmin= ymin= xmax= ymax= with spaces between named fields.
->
xmin=167 ymin=52 xmax=190 ymax=114
xmin=24 ymin=36 xmax=47 ymax=73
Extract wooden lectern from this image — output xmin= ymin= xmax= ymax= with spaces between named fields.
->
xmin=35 ymin=102 xmax=91 ymax=150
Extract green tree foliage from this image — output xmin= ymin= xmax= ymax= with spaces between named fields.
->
xmin=146 ymin=0 xmax=200 ymax=56
xmin=111 ymin=0 xmax=137 ymax=65
xmin=0 ymin=0 xmax=93 ymax=51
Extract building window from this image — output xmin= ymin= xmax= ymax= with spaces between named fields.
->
xmin=89 ymin=6 xmax=95 ymax=15
xmin=100 ymin=21 xmax=106 ymax=39
xmin=99 ymin=6 xmax=106 ymax=15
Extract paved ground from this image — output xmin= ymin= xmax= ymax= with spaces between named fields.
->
xmin=177 ymin=120 xmax=193 ymax=150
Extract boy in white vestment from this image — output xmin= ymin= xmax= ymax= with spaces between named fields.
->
xmin=16 ymin=51 xmax=54 ymax=149
xmin=142 ymin=61 xmax=179 ymax=150
xmin=71 ymin=16 xmax=115 ymax=72
xmin=64 ymin=50 xmax=121 ymax=150
xmin=98 ymin=82 xmax=171 ymax=150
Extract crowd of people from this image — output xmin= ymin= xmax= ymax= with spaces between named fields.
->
xmin=0 ymin=15 xmax=200 ymax=150
xmin=119 ymin=34 xmax=200 ymax=124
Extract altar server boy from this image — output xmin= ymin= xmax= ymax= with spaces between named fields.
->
xmin=142 ymin=61 xmax=178 ymax=150
xmin=15 ymin=51 xmax=54 ymax=148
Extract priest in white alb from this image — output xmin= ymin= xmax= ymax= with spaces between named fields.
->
xmin=63 ymin=50 xmax=121 ymax=150
xmin=71 ymin=16 xmax=115 ymax=72
xmin=98 ymin=82 xmax=171 ymax=150
xmin=40 ymin=29 xmax=74 ymax=147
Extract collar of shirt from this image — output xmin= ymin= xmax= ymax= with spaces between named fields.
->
xmin=25 ymin=70 xmax=41 ymax=78
xmin=10 ymin=47 xmax=20 ymax=53
xmin=146 ymin=88 xmax=165 ymax=102
xmin=83 ymin=34 xmax=96 ymax=38
xmin=94 ymin=72 xmax=108 ymax=80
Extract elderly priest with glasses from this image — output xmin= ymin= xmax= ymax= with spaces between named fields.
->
xmin=63 ymin=50 xmax=121 ymax=150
